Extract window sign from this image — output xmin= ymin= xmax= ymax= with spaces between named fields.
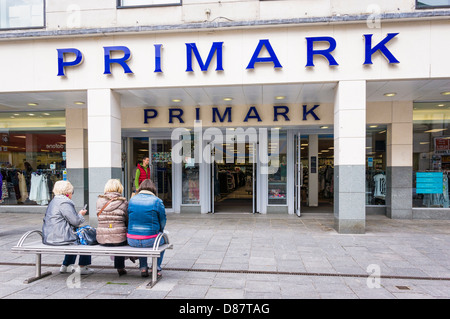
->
xmin=434 ymin=137 xmax=450 ymax=155
xmin=416 ymin=172 xmax=443 ymax=194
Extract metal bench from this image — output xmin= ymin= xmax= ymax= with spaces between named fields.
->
xmin=11 ymin=230 xmax=173 ymax=288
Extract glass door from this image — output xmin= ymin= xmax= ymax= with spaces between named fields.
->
xmin=150 ymin=139 xmax=172 ymax=209
xmin=210 ymin=142 xmax=215 ymax=214
xmin=251 ymin=142 xmax=258 ymax=214
xmin=294 ymin=132 xmax=302 ymax=217
xmin=209 ymin=142 xmax=256 ymax=213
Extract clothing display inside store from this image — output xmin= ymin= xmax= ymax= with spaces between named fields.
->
xmin=182 ymin=165 xmax=199 ymax=204
xmin=0 ymin=126 xmax=66 ymax=206
xmin=366 ymin=170 xmax=386 ymax=205
xmin=1 ymin=168 xmax=63 ymax=205
xmin=319 ymin=164 xmax=334 ymax=199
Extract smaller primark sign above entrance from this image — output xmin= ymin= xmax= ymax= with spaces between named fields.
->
xmin=143 ymin=105 xmax=321 ymax=124
xmin=56 ymin=33 xmax=399 ymax=76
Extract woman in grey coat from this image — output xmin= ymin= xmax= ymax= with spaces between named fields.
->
xmin=42 ymin=180 xmax=93 ymax=275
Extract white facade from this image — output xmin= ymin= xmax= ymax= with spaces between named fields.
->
xmin=1 ymin=1 xmax=450 ymax=233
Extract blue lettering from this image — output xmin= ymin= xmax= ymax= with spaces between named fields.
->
xmin=196 ymin=107 xmax=200 ymax=121
xmin=364 ymin=33 xmax=399 ymax=64
xmin=154 ymin=44 xmax=162 ymax=72
xmin=273 ymin=106 xmax=290 ymax=121
xmin=246 ymin=39 xmax=282 ymax=69
xmin=144 ymin=109 xmax=158 ymax=124
xmin=57 ymin=48 xmax=83 ymax=76
xmin=212 ymin=107 xmax=232 ymax=123
xmin=186 ymin=42 xmax=224 ymax=72
xmin=303 ymin=105 xmax=320 ymax=121
xmin=244 ymin=106 xmax=262 ymax=122
xmin=104 ymin=46 xmax=133 ymax=75
xmin=306 ymin=37 xmax=339 ymax=67
xmin=169 ymin=108 xmax=184 ymax=124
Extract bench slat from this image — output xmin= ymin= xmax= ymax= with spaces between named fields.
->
xmin=12 ymin=242 xmax=173 ymax=257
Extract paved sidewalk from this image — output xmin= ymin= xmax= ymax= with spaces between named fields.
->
xmin=1 ymin=212 xmax=450 ymax=299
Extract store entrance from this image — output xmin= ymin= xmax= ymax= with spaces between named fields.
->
xmin=300 ymin=134 xmax=334 ymax=212
xmin=126 ymin=137 xmax=172 ymax=209
xmin=210 ymin=142 xmax=256 ymax=213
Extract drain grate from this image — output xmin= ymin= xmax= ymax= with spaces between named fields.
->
xmin=1 ymin=261 xmax=449 ymax=282
xmin=162 ymin=267 xmax=450 ymax=282
xmin=396 ymin=285 xmax=411 ymax=290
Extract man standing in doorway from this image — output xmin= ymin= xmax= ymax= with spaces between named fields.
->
xmin=135 ymin=156 xmax=151 ymax=191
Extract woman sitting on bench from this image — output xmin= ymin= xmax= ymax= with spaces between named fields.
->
xmin=42 ymin=180 xmax=94 ymax=275
xmin=127 ymin=179 xmax=167 ymax=278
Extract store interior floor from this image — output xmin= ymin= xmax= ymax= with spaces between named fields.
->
xmin=214 ymin=186 xmax=253 ymax=213
xmin=213 ymin=188 xmax=334 ymax=214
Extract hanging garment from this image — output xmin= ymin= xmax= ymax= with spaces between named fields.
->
xmin=29 ymin=173 xmax=40 ymax=202
xmin=37 ymin=174 xmax=50 ymax=205
xmin=373 ymin=174 xmax=386 ymax=199
xmin=1 ymin=180 xmax=7 ymax=200
xmin=443 ymin=174 xmax=449 ymax=208
xmin=29 ymin=173 xmax=50 ymax=205
xmin=18 ymin=172 xmax=28 ymax=202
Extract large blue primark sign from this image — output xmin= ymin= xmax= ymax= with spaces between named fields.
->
xmin=56 ymin=33 xmax=399 ymax=76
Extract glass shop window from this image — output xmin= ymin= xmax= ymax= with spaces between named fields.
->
xmin=413 ymin=102 xmax=450 ymax=208
xmin=0 ymin=0 xmax=44 ymax=30
xmin=366 ymin=125 xmax=387 ymax=206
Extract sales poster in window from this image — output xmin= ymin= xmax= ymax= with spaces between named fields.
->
xmin=434 ymin=137 xmax=450 ymax=155
xmin=416 ymin=172 xmax=443 ymax=194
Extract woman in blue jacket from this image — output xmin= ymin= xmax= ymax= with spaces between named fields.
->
xmin=127 ymin=179 xmax=166 ymax=278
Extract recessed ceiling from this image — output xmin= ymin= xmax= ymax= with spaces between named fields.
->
xmin=0 ymin=79 xmax=449 ymax=111
xmin=0 ymin=91 xmax=86 ymax=111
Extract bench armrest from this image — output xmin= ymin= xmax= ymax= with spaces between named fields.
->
xmin=16 ymin=230 xmax=43 ymax=247
xmin=152 ymin=232 xmax=170 ymax=250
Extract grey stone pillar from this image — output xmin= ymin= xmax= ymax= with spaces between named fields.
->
xmin=333 ymin=81 xmax=366 ymax=234
xmin=386 ymin=101 xmax=413 ymax=219
xmin=65 ymin=108 xmax=88 ymax=212
xmin=87 ymin=89 xmax=122 ymax=227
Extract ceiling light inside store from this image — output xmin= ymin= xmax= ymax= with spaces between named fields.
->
xmin=27 ymin=103 xmax=39 ymax=106
xmin=172 ymin=99 xmax=181 ymax=102
xmin=437 ymin=104 xmax=445 ymax=107
xmin=440 ymin=91 xmax=450 ymax=96
xmin=424 ymin=128 xmax=447 ymax=133
xmin=275 ymin=96 xmax=285 ymax=100
xmin=320 ymin=126 xmax=329 ymax=129
xmin=384 ymin=93 xmax=396 ymax=97
xmin=140 ymin=129 xmax=149 ymax=132
xmin=369 ymin=125 xmax=378 ymax=128
xmin=28 ymin=113 xmax=35 ymax=116
xmin=74 ymin=101 xmax=85 ymax=105
xmin=223 ymin=97 xmax=233 ymax=101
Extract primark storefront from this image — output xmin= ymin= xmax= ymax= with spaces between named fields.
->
xmin=0 ymin=17 xmax=450 ymax=233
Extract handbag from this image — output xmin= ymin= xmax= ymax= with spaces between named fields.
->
xmin=76 ymin=225 xmax=98 ymax=245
